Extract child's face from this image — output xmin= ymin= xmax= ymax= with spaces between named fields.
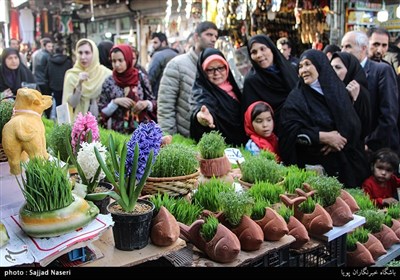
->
xmin=372 ymin=160 xmax=394 ymax=183
xmin=252 ymin=111 xmax=274 ymax=138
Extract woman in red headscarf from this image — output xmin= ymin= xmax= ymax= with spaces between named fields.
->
xmin=98 ymin=44 xmax=156 ymax=134
xmin=244 ymin=101 xmax=280 ymax=161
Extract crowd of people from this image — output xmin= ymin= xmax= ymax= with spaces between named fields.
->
xmin=1 ymin=23 xmax=399 ymax=206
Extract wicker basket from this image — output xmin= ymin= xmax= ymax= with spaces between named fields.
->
xmin=0 ymin=143 xmax=7 ymax=162
xmin=143 ymin=171 xmax=200 ymax=197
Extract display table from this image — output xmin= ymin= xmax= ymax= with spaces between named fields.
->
xmin=372 ymin=244 xmax=400 ymax=267
xmin=187 ymin=235 xmax=295 ymax=267
xmin=84 ymin=229 xmax=186 ymax=267
xmin=290 ymin=214 xmax=366 ymax=267
xmin=314 ymin=214 xmax=366 ymax=242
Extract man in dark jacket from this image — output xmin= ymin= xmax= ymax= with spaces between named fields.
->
xmin=45 ymin=44 xmax=73 ymax=119
xmin=147 ymin=32 xmax=178 ymax=98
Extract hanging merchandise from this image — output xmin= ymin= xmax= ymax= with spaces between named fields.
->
xmin=35 ymin=11 xmax=41 ymax=41
xmin=41 ymin=8 xmax=48 ymax=34
xmin=10 ymin=8 xmax=20 ymax=41
xmin=60 ymin=15 xmax=73 ymax=35
xmin=19 ymin=7 xmax=34 ymax=44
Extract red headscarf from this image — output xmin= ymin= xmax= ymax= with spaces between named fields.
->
xmin=111 ymin=44 xmax=139 ymax=88
xmin=244 ymin=101 xmax=280 ymax=160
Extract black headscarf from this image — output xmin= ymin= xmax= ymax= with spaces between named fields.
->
xmin=190 ymin=48 xmax=247 ymax=146
xmin=97 ymin=40 xmax=114 ymax=70
xmin=0 ymin=48 xmax=35 ymax=95
xmin=331 ymin=52 xmax=372 ymax=139
xmin=280 ymin=49 xmax=368 ymax=187
xmin=242 ymin=34 xmax=298 ymax=134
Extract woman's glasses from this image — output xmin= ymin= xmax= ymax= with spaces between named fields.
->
xmin=205 ymin=66 xmax=226 ymax=75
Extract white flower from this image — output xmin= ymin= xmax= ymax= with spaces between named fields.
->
xmin=77 ymin=141 xmax=107 ymax=181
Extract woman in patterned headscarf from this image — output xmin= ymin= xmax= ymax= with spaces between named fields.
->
xmin=62 ymin=38 xmax=112 ymax=122
xmin=98 ymin=44 xmax=156 ymax=134
xmin=279 ymin=49 xmax=369 ymax=187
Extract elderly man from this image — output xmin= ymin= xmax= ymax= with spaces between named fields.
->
xmin=342 ymin=30 xmax=399 ymax=155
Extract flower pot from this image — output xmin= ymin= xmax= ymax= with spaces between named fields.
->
xmin=92 ymin=182 xmax=114 ymax=214
xmin=19 ymin=194 xmax=99 ymax=238
xmin=339 ymin=189 xmax=360 ymax=213
xmin=295 ymin=204 xmax=333 ymax=236
xmin=179 ymin=220 xmax=240 ymax=263
xmin=324 ymin=197 xmax=354 ymax=227
xmin=287 ymin=216 xmax=309 ymax=249
xmin=346 ymin=242 xmax=375 ymax=267
xmin=219 ymin=214 xmax=264 ymax=251
xmin=372 ymin=224 xmax=400 ymax=250
xmin=108 ymin=199 xmax=154 ymax=251
xmin=391 ymin=218 xmax=400 ymax=239
xmin=199 ymin=155 xmax=231 ymax=177
xmin=254 ymin=207 xmax=289 ymax=241
xmin=151 ymin=206 xmax=180 ymax=246
xmin=362 ymin=233 xmax=386 ymax=260
xmin=238 ymin=177 xmax=253 ymax=189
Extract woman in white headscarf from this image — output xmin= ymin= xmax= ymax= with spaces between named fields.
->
xmin=62 ymin=38 xmax=111 ymax=122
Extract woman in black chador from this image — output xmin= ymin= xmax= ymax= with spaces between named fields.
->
xmin=279 ymin=49 xmax=369 ymax=188
xmin=0 ymin=48 xmax=35 ymax=97
xmin=242 ymin=34 xmax=298 ymax=136
xmin=190 ymin=48 xmax=247 ymax=146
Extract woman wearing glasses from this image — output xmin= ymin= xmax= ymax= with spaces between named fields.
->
xmin=189 ymin=48 xmax=247 ymax=146
xmin=243 ymin=34 xmax=298 ymax=137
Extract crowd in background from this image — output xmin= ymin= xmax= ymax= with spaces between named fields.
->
xmin=1 ymin=22 xmax=400 ymax=206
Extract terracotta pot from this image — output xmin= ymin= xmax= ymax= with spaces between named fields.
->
xmin=179 ymin=220 xmax=240 ymax=263
xmin=391 ymin=218 xmax=400 ymax=239
xmin=151 ymin=206 xmax=180 ymax=246
xmin=347 ymin=242 xmax=375 ymax=267
xmin=324 ymin=197 xmax=354 ymax=227
xmin=218 ymin=213 xmax=263 ymax=252
xmin=287 ymin=216 xmax=310 ymax=249
xmin=339 ymin=189 xmax=360 ymax=213
xmin=373 ymin=224 xmax=400 ymax=249
xmin=296 ymin=204 xmax=333 ymax=236
xmin=238 ymin=177 xmax=253 ymax=189
xmin=199 ymin=155 xmax=231 ymax=177
xmin=362 ymin=233 xmax=386 ymax=260
xmin=254 ymin=207 xmax=288 ymax=241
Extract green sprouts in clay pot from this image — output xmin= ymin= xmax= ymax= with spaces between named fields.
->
xmin=299 ymin=197 xmax=317 ymax=214
xmin=250 ymin=199 xmax=270 ymax=221
xmin=192 ymin=177 xmax=234 ymax=212
xmin=171 ymin=198 xmax=203 ymax=226
xmin=387 ymin=203 xmax=400 ymax=219
xmin=240 ymin=155 xmax=285 ymax=184
xmin=48 ymin=123 xmax=72 ymax=164
xmin=283 ymin=165 xmax=317 ymax=194
xmin=150 ymin=143 xmax=198 ymax=177
xmin=359 ymin=209 xmax=384 ymax=233
xmin=200 ymin=216 xmax=219 ymax=242
xmin=347 ymin=227 xmax=370 ymax=251
xmin=277 ymin=204 xmax=294 ymax=223
xmin=248 ymin=181 xmax=285 ymax=204
xmin=219 ymin=191 xmax=254 ymax=227
xmin=198 ymin=131 xmax=226 ymax=159
xmin=306 ymin=176 xmax=342 ymax=207
xmin=149 ymin=193 xmax=177 ymax=214
xmin=0 ymin=99 xmax=14 ymax=142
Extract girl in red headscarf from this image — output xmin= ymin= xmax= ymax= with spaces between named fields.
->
xmin=98 ymin=44 xmax=156 ymax=134
xmin=244 ymin=101 xmax=280 ymax=161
